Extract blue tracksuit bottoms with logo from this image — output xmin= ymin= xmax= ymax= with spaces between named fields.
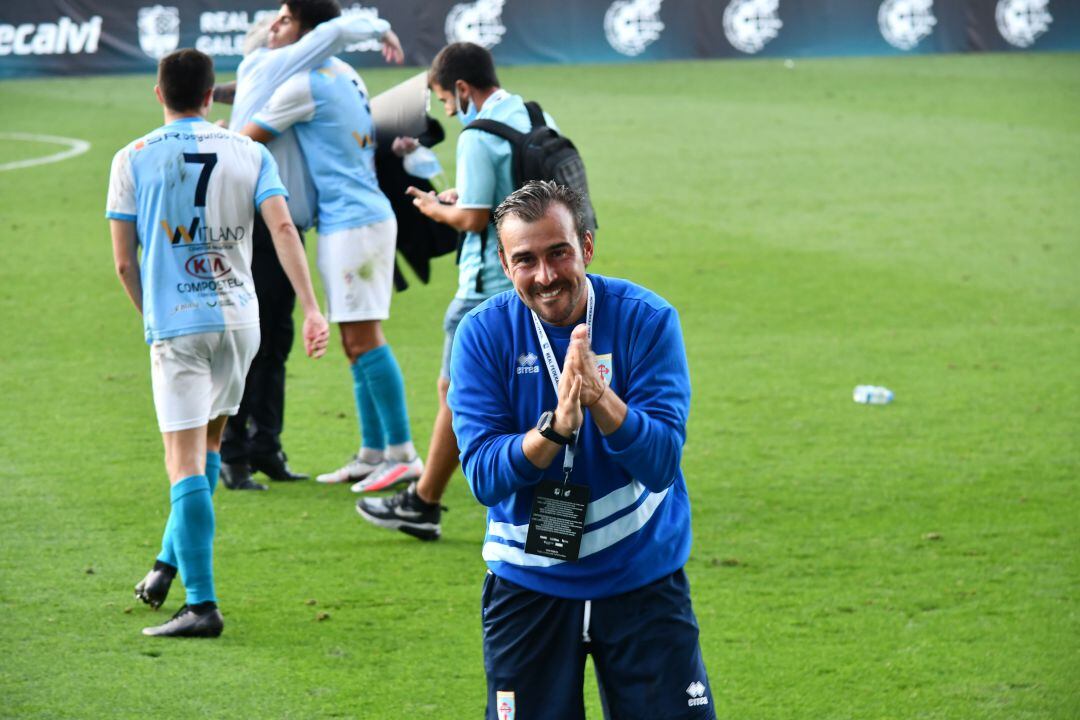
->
xmin=482 ymin=568 xmax=716 ymax=720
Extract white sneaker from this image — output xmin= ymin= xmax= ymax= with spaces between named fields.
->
xmin=316 ymin=455 xmax=383 ymax=484
xmin=350 ymin=457 xmax=424 ymax=493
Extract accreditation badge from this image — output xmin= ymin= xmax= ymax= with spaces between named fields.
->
xmin=595 ymin=353 xmax=613 ymax=387
xmin=524 ymin=480 xmax=590 ymax=562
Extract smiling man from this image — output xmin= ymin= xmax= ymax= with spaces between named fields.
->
xmin=447 ymin=180 xmax=715 ymax=719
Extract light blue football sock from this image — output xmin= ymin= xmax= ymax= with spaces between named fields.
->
xmin=156 ymin=452 xmax=222 ymax=569
xmin=358 ymin=344 xmax=412 ymax=446
xmin=170 ymin=475 xmax=216 ymax=605
xmin=351 ymin=356 xmax=386 ymax=451
xmin=156 ymin=512 xmax=178 ymax=568
xmin=205 ymin=451 xmax=221 ymax=496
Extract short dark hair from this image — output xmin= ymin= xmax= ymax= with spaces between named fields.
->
xmin=157 ymin=49 xmax=215 ymax=113
xmin=428 ymin=42 xmax=499 ymax=92
xmin=494 ymin=180 xmax=587 ymax=251
xmin=282 ymin=0 xmax=341 ymax=32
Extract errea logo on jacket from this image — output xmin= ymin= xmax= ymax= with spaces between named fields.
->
xmin=516 ymin=353 xmax=540 ymax=375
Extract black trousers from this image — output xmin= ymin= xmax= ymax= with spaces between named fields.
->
xmin=221 ymin=214 xmax=298 ymax=464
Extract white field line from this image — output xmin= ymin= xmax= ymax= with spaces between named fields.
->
xmin=0 ymin=132 xmax=91 ymax=172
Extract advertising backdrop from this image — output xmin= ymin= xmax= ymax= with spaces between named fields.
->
xmin=1 ymin=0 xmax=1077 ymax=79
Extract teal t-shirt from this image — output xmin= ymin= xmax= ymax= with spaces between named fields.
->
xmin=454 ymin=90 xmax=557 ymax=301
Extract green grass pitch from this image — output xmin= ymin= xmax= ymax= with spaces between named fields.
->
xmin=0 ymin=52 xmax=1077 ymax=718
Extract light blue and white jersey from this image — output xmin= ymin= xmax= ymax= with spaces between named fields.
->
xmin=455 ymin=90 xmax=558 ymax=301
xmin=230 ymin=14 xmax=390 ymax=231
xmin=106 ymin=117 xmax=287 ymax=344
xmin=253 ymin=57 xmax=393 ymax=235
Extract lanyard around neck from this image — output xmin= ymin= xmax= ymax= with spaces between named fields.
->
xmin=530 ymin=278 xmax=594 ymax=482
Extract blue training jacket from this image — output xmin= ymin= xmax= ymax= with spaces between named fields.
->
xmin=448 ymin=274 xmax=693 ymax=599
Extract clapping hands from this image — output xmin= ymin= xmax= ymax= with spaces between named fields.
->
xmin=554 ymin=324 xmax=606 ymax=435
xmin=564 ymin=324 xmax=606 ymax=407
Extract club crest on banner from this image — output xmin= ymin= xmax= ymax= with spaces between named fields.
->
xmin=138 ymin=5 xmax=181 ymax=60
xmin=445 ymin=0 xmax=507 ymax=48
xmin=995 ymin=0 xmax=1053 ymax=48
xmin=878 ymin=0 xmax=937 ymax=51
xmin=604 ymin=0 xmax=665 ymax=57
xmin=723 ymin=0 xmax=783 ymax=54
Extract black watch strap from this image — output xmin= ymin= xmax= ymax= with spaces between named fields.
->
xmin=537 ymin=410 xmax=574 ymax=446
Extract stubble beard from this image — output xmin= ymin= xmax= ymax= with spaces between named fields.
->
xmin=527 ymin=279 xmax=584 ymax=327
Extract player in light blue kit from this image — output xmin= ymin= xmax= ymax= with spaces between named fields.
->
xmin=107 ymin=49 xmax=329 ymax=637
xmin=243 ymin=0 xmax=422 ymax=494
xmin=211 ymin=5 xmax=402 ymax=489
xmin=359 ymin=42 xmax=560 ymax=540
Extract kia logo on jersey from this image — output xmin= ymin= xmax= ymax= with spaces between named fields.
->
xmin=184 ymin=252 xmax=231 ymax=280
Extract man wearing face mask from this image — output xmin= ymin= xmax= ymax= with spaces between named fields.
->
xmin=357 ymin=42 xmax=562 ymax=540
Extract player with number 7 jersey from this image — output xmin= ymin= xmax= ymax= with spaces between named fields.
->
xmin=105 ymin=48 xmax=328 ymax=638
xmin=107 ymin=117 xmax=285 ymax=343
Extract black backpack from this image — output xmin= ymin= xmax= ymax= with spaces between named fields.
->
xmin=461 ymin=101 xmax=598 ymax=293
xmin=466 ymin=101 xmax=598 ymax=233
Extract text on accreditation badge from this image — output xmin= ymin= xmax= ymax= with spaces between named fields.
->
xmin=524 ymin=480 xmax=590 ymax=562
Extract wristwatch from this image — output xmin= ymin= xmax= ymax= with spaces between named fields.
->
xmin=536 ymin=411 xmax=575 ymax=445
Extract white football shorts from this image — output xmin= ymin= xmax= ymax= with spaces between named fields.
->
xmin=149 ymin=326 xmax=260 ymax=433
xmin=317 ymin=218 xmax=397 ymax=323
